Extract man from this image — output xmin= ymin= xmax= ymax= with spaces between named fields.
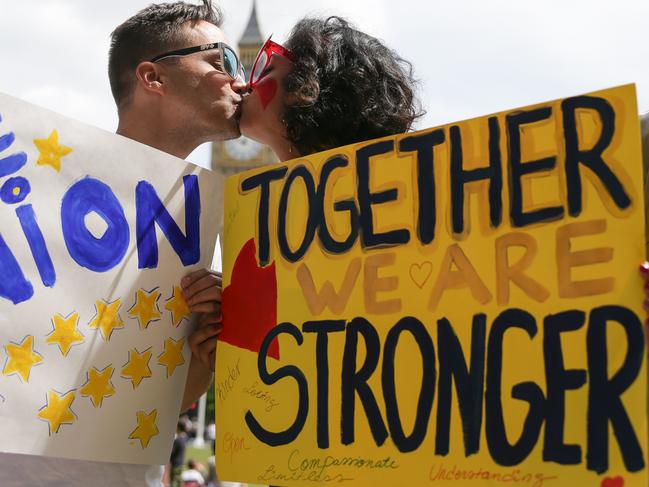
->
xmin=180 ymin=459 xmax=206 ymax=486
xmin=170 ymin=421 xmax=189 ymax=487
xmin=111 ymin=1 xmax=244 ymax=161
xmin=0 ymin=2 xmax=238 ymax=486
xmin=110 ymin=0 xmax=240 ymax=413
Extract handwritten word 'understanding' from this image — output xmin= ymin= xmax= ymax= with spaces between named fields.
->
xmin=1 ymin=175 xmax=201 ymax=304
xmin=242 ymin=95 xmax=631 ymax=266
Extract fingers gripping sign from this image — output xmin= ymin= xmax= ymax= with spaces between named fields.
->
xmin=639 ymin=262 xmax=649 ymax=351
xmin=182 ymin=268 xmax=223 ymax=372
xmin=188 ymin=311 xmax=222 ymax=372
xmin=181 ymin=268 xmax=222 ymax=313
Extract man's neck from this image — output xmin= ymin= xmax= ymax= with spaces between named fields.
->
xmin=116 ymin=112 xmax=197 ymax=160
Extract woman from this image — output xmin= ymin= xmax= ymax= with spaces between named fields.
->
xmin=183 ymin=16 xmax=424 ymax=369
xmin=240 ymin=16 xmax=422 ymax=161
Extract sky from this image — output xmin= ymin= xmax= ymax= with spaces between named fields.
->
xmin=1 ymin=0 xmax=648 ymax=167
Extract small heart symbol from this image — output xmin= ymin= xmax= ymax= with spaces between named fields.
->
xmin=601 ymin=476 xmax=624 ymax=487
xmin=409 ymin=261 xmax=432 ymax=289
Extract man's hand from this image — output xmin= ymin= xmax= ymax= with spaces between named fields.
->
xmin=181 ymin=268 xmax=222 ymax=313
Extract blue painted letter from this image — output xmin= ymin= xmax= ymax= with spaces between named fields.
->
xmin=0 ymin=176 xmax=31 ymax=204
xmin=61 ymin=177 xmax=129 ymax=272
xmin=136 ymin=175 xmax=201 ymax=268
xmin=0 ymin=233 xmax=33 ymax=304
xmin=0 ymin=131 xmax=27 ymax=178
xmin=16 ymin=204 xmax=56 ymax=287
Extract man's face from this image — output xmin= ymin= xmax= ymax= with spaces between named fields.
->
xmin=158 ymin=21 xmax=245 ymax=142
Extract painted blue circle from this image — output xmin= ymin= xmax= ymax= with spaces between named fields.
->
xmin=61 ymin=177 xmax=129 ymax=272
xmin=0 ymin=176 xmax=31 ymax=204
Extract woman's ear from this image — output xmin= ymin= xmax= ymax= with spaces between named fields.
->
xmin=284 ymin=91 xmax=300 ymax=106
xmin=135 ymin=61 xmax=164 ymax=95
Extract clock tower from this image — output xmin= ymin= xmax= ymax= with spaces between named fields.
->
xmin=211 ymin=1 xmax=277 ymax=237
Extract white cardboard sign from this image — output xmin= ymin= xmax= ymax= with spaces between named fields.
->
xmin=0 ymin=93 xmax=219 ymax=464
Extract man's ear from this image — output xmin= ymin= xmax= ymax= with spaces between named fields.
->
xmin=135 ymin=61 xmax=164 ymax=95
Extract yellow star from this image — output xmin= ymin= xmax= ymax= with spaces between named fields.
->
xmin=46 ymin=312 xmax=85 ymax=357
xmin=33 ymin=129 xmax=73 ymax=172
xmin=157 ymin=337 xmax=186 ymax=378
xmin=128 ymin=288 xmax=162 ymax=330
xmin=88 ymin=298 xmax=125 ymax=341
xmin=121 ymin=348 xmax=152 ymax=388
xmin=79 ymin=366 xmax=116 ymax=408
xmin=129 ymin=409 xmax=159 ymax=449
xmin=3 ymin=335 xmax=43 ymax=382
xmin=37 ymin=390 xmax=76 ymax=434
xmin=165 ymin=286 xmax=190 ymax=327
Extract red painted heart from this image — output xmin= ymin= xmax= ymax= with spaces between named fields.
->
xmin=256 ymin=78 xmax=278 ymax=110
xmin=601 ymin=476 xmax=624 ymax=487
xmin=221 ymin=238 xmax=279 ymax=359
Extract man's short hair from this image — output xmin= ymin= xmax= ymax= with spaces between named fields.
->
xmin=108 ymin=0 xmax=223 ymax=109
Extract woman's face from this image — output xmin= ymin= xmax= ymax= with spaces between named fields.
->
xmin=239 ymin=53 xmax=294 ymax=148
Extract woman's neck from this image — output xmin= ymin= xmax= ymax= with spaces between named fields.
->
xmin=271 ymin=139 xmax=299 ymax=162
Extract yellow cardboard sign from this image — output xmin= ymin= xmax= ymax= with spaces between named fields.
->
xmin=217 ymin=84 xmax=647 ymax=486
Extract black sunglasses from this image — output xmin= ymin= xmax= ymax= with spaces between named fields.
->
xmin=150 ymin=42 xmax=245 ymax=80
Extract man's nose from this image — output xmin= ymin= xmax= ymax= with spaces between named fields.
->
xmin=231 ymin=72 xmax=247 ymax=94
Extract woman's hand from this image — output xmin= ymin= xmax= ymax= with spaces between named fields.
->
xmin=181 ymin=268 xmax=222 ymax=313
xmin=188 ymin=311 xmax=222 ymax=372
xmin=641 ymin=262 xmax=649 ymax=315
xmin=182 ymin=268 xmax=223 ymax=372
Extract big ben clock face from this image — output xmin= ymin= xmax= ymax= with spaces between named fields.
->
xmin=224 ymin=136 xmax=263 ymax=161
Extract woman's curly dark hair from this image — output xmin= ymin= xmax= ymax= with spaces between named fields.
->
xmin=282 ymin=16 xmax=424 ymax=156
